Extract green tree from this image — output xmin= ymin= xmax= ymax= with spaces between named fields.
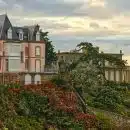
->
xmin=68 ymin=42 xmax=126 ymax=81
xmin=41 ymin=32 xmax=57 ymax=65
xmin=64 ymin=42 xmax=127 ymax=113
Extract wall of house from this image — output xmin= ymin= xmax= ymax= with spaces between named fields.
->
xmin=0 ymin=41 xmax=4 ymax=73
xmin=21 ymin=42 xmax=45 ymax=72
xmin=0 ymin=41 xmax=45 ymax=73
xmin=28 ymin=42 xmax=45 ymax=72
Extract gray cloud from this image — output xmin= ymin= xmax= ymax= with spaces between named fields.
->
xmin=1 ymin=0 xmax=130 ymax=20
xmin=3 ymin=0 xmax=82 ymax=17
xmin=0 ymin=0 xmax=114 ymax=19
xmin=106 ymin=0 xmax=130 ymax=13
xmin=41 ymin=21 xmax=71 ymax=30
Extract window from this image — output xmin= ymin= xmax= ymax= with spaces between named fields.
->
xmin=25 ymin=47 xmax=29 ymax=56
xmin=6 ymin=59 xmax=8 ymax=71
xmin=36 ymin=31 xmax=40 ymax=41
xmin=35 ymin=60 xmax=41 ymax=72
xmin=35 ymin=46 xmax=41 ymax=56
xmin=25 ymin=59 xmax=29 ymax=70
xmin=19 ymin=30 xmax=23 ymax=40
xmin=7 ymin=28 xmax=12 ymax=39
xmin=9 ymin=59 xmax=20 ymax=71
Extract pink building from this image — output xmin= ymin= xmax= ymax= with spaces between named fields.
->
xmin=0 ymin=14 xmax=45 ymax=73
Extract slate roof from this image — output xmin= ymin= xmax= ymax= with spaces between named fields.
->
xmin=0 ymin=14 xmax=41 ymax=41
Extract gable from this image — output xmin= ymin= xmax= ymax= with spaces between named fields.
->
xmin=0 ymin=14 xmax=19 ymax=40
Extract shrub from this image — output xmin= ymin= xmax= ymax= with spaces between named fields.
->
xmin=114 ymin=104 xmax=127 ymax=115
xmin=124 ymin=99 xmax=130 ymax=108
xmin=4 ymin=116 xmax=43 ymax=130
xmin=18 ymin=91 xmax=49 ymax=117
xmin=92 ymin=87 xmax=124 ymax=111
xmin=50 ymin=76 xmax=67 ymax=86
xmin=96 ymin=112 xmax=116 ymax=129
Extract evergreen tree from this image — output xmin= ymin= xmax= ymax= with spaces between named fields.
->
xmin=41 ymin=32 xmax=57 ymax=66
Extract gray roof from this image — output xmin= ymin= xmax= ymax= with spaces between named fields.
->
xmin=0 ymin=14 xmax=41 ymax=41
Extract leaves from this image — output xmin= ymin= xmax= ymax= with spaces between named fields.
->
xmin=41 ymin=32 xmax=57 ymax=65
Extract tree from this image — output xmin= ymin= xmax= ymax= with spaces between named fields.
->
xmin=41 ymin=32 xmax=57 ymax=65
xmin=68 ymin=42 xmax=126 ymax=81
xmin=63 ymin=42 xmax=127 ymax=113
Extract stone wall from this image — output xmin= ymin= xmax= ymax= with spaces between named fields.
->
xmin=0 ymin=72 xmax=57 ymax=85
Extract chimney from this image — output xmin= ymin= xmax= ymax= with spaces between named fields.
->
xmin=35 ymin=24 xmax=40 ymax=31
xmin=120 ymin=50 xmax=122 ymax=54
xmin=58 ymin=50 xmax=60 ymax=53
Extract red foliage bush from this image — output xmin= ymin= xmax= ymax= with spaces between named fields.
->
xmin=7 ymin=81 xmax=96 ymax=128
xmin=8 ymin=88 xmax=21 ymax=94
xmin=75 ymin=112 xmax=97 ymax=128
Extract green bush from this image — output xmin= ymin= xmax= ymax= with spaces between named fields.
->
xmin=96 ymin=112 xmax=116 ymax=129
xmin=50 ymin=76 xmax=67 ymax=86
xmin=18 ymin=91 xmax=49 ymax=117
xmin=127 ymin=110 xmax=130 ymax=117
xmin=114 ymin=104 xmax=127 ymax=115
xmin=124 ymin=99 xmax=130 ymax=108
xmin=92 ymin=87 xmax=123 ymax=111
xmin=4 ymin=116 xmax=43 ymax=130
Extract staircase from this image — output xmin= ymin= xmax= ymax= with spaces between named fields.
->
xmin=72 ymin=84 xmax=94 ymax=114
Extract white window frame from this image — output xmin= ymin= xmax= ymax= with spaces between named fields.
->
xmin=7 ymin=28 xmax=12 ymax=39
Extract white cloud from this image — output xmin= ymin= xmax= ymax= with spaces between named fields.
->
xmin=88 ymin=0 xmax=106 ymax=7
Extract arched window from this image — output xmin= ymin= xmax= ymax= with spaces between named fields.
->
xmin=7 ymin=28 xmax=12 ymax=39
xmin=19 ymin=30 xmax=23 ymax=40
xmin=35 ymin=46 xmax=41 ymax=56
xmin=36 ymin=31 xmax=40 ymax=41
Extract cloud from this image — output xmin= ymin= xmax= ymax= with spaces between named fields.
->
xmin=0 ymin=0 xmax=7 ymax=7
xmin=106 ymin=0 xmax=130 ymax=13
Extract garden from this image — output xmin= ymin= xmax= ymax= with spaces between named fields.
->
xmin=0 ymin=42 xmax=130 ymax=130
xmin=0 ymin=81 xmax=97 ymax=130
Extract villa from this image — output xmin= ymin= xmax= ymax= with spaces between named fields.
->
xmin=57 ymin=50 xmax=130 ymax=83
xmin=0 ymin=14 xmax=45 ymax=84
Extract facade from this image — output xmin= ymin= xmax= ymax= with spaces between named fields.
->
xmin=56 ymin=50 xmax=130 ymax=83
xmin=0 ymin=14 xmax=45 ymax=84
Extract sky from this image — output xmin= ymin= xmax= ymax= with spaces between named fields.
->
xmin=1 ymin=0 xmax=130 ymax=64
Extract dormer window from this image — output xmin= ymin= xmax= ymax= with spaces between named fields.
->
xmin=7 ymin=28 xmax=12 ymax=39
xmin=19 ymin=30 xmax=23 ymax=40
xmin=36 ymin=31 xmax=40 ymax=41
